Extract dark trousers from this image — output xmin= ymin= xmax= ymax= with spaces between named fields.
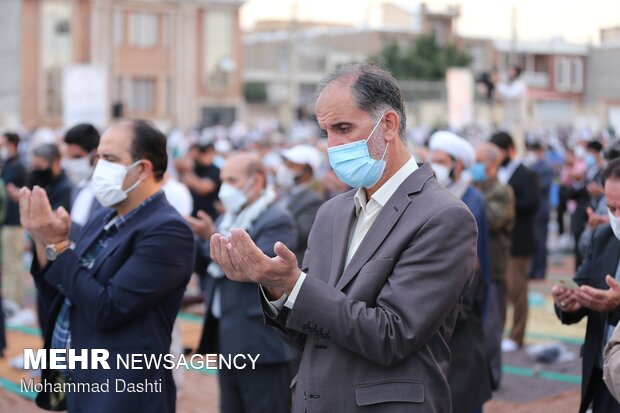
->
xmin=574 ymin=230 xmax=584 ymax=271
xmin=557 ymin=186 xmax=568 ymax=235
xmin=219 ymin=362 xmax=291 ymax=413
xmin=484 ymin=281 xmax=506 ymax=390
xmin=592 ymin=366 xmax=620 ymax=413
xmin=530 ymin=213 xmax=550 ymax=279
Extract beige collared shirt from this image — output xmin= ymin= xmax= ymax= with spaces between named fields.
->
xmin=345 ymin=156 xmax=419 ymax=266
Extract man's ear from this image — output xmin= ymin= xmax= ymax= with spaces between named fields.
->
xmin=256 ymin=171 xmax=267 ymax=189
xmin=454 ymin=160 xmax=465 ymax=176
xmin=138 ymin=159 xmax=155 ymax=180
xmin=382 ymin=110 xmax=400 ymax=142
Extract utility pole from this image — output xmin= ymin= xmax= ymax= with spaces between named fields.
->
xmin=282 ymin=0 xmax=300 ymax=135
xmin=510 ymin=5 xmax=517 ymax=66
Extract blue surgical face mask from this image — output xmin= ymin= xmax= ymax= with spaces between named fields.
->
xmin=327 ymin=114 xmax=388 ymax=188
xmin=470 ymin=162 xmax=487 ymax=183
xmin=585 ymin=153 xmax=596 ymax=167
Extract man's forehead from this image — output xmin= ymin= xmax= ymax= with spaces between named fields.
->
xmin=315 ymin=82 xmax=354 ymax=111
xmin=222 ymin=156 xmax=249 ymax=177
xmin=606 ymin=179 xmax=620 ymax=199
xmin=99 ymin=125 xmax=131 ymax=150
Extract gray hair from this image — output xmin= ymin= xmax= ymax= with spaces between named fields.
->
xmin=33 ymin=143 xmax=61 ymax=163
xmin=477 ymin=142 xmax=501 ymax=166
xmin=316 ymin=62 xmax=407 ymax=142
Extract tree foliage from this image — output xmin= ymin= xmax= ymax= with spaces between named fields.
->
xmin=372 ymin=33 xmax=471 ymax=80
xmin=244 ymin=81 xmax=268 ymax=103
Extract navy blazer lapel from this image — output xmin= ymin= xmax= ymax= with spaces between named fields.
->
xmin=87 ymin=223 xmax=133 ymax=277
xmin=601 ymin=237 xmax=620 ymax=288
xmin=74 ymin=213 xmax=110 ymax=258
xmin=334 ymin=164 xmax=432 ymax=291
xmin=77 ymin=194 xmax=165 ymax=276
xmin=327 ymin=194 xmax=356 ymax=287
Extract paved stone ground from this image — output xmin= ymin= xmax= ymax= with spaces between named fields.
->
xmin=0 ymin=252 xmax=589 ymax=412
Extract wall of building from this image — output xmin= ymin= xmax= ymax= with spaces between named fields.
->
xmin=584 ymin=47 xmax=620 ymax=104
xmin=0 ymin=0 xmax=22 ymax=128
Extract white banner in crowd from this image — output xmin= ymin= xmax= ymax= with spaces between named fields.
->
xmin=62 ymin=65 xmax=108 ymax=130
xmin=446 ymin=68 xmax=474 ymax=130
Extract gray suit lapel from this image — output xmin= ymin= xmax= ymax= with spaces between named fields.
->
xmin=327 ymin=194 xmax=356 ymax=287
xmin=334 ymin=164 xmax=434 ymax=291
xmin=335 ymin=188 xmax=410 ymax=291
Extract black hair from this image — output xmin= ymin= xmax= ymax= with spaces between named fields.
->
xmin=605 ymin=140 xmax=620 ymax=161
xmin=198 ymin=143 xmax=215 ymax=154
xmin=129 ymin=120 xmax=167 ymax=181
xmin=526 ymin=142 xmax=543 ymax=151
xmin=2 ymin=132 xmax=20 ymax=147
xmin=64 ymin=123 xmax=100 ymax=153
xmin=489 ymin=131 xmax=515 ymax=150
xmin=602 ymin=158 xmax=620 ymax=187
xmin=586 ymin=140 xmax=603 ymax=153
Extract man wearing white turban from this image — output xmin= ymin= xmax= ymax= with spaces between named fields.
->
xmin=429 ymin=131 xmax=492 ymax=413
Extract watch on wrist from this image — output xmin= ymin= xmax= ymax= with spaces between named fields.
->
xmin=45 ymin=240 xmax=71 ymax=261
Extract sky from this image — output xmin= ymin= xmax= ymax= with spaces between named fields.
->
xmin=240 ymin=0 xmax=620 ymax=45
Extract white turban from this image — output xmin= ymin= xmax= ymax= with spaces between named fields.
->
xmin=429 ymin=131 xmax=475 ymax=168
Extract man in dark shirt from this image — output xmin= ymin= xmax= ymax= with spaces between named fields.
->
xmin=29 ymin=144 xmax=73 ymax=212
xmin=0 ymin=132 xmax=28 ymax=309
xmin=181 ymin=143 xmax=221 ymax=220
xmin=179 ymin=143 xmax=221 ymax=284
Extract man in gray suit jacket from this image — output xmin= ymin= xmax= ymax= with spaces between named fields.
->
xmin=187 ymin=153 xmax=297 ymax=413
xmin=210 ymin=62 xmax=478 ymax=412
xmin=277 ymin=144 xmax=324 ymax=264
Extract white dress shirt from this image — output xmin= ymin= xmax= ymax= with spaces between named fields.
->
xmin=498 ymin=158 xmax=521 ymax=185
xmin=71 ymin=181 xmax=96 ymax=227
xmin=266 ymin=155 xmax=419 ymax=312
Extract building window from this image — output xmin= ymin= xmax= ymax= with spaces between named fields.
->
xmin=203 ymin=10 xmax=235 ymax=87
xmin=129 ymin=78 xmax=156 ymax=113
xmin=162 ymin=14 xmax=171 ymax=48
xmin=554 ymin=57 xmax=571 ymax=92
xmin=115 ymin=77 xmax=124 ymax=102
xmin=41 ymin=2 xmax=73 ymax=117
xmin=129 ymin=12 xmax=158 ymax=48
xmin=571 ymin=58 xmax=583 ymax=93
xmin=114 ymin=9 xmax=124 ymax=46
xmin=166 ymin=78 xmax=173 ymax=115
xmin=534 ymin=55 xmax=548 ymax=73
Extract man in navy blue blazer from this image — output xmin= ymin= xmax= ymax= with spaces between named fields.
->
xmin=20 ymin=120 xmax=195 ymax=412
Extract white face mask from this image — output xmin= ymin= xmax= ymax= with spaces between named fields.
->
xmin=0 ymin=147 xmax=9 ymax=161
xmin=62 ymin=157 xmax=93 ymax=185
xmin=275 ymin=165 xmax=295 ymax=190
xmin=609 ymin=209 xmax=620 ymax=241
xmin=575 ymin=145 xmax=586 ymax=159
xmin=92 ymin=159 xmax=142 ymax=207
xmin=430 ymin=163 xmax=452 ymax=187
xmin=218 ymin=178 xmax=254 ymax=214
xmin=523 ymin=152 xmax=537 ymax=167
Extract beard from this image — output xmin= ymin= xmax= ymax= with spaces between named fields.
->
xmin=368 ymin=132 xmax=389 ymax=163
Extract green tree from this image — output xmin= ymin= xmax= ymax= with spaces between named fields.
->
xmin=372 ymin=33 xmax=472 ymax=80
xmin=244 ymin=81 xmax=268 ymax=103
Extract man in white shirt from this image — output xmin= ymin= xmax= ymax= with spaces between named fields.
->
xmin=496 ymin=65 xmax=528 ymax=154
xmin=64 ymin=124 xmax=102 ymax=240
xmin=209 ymin=62 xmax=478 ymax=413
